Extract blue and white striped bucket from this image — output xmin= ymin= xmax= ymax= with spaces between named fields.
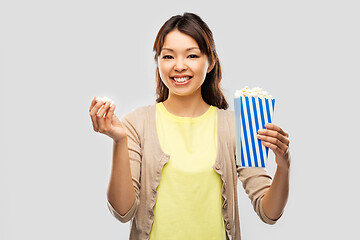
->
xmin=234 ymin=96 xmax=275 ymax=167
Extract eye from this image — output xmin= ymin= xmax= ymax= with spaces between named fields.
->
xmin=188 ymin=54 xmax=199 ymax=59
xmin=162 ymin=55 xmax=173 ymax=59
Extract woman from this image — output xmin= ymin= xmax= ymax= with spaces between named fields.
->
xmin=89 ymin=12 xmax=290 ymax=240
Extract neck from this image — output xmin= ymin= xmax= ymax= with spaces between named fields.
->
xmin=162 ymin=92 xmax=210 ymax=118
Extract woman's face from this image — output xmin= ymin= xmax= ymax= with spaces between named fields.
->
xmin=157 ymin=29 xmax=213 ymax=99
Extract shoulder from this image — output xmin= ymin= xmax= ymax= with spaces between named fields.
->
xmin=216 ymin=108 xmax=235 ymax=137
xmin=216 ymin=108 xmax=236 ymax=154
xmin=119 ymin=104 xmax=156 ymax=133
xmin=121 ymin=104 xmax=155 ymax=122
xmin=217 ymin=108 xmax=235 ymax=124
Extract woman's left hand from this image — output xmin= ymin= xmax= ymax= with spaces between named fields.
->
xmin=257 ymin=123 xmax=290 ymax=170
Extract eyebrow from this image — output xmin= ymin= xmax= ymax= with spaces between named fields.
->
xmin=162 ymin=47 xmax=200 ymax=52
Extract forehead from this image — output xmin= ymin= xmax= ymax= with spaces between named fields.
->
xmin=162 ymin=30 xmax=200 ymax=51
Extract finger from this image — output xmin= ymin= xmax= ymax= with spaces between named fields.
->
xmin=90 ymin=98 xmax=105 ymax=115
xmin=261 ymin=140 xmax=287 ymax=157
xmin=105 ymin=103 xmax=115 ymax=120
xmin=97 ymin=101 xmax=111 ymax=119
xmin=90 ymin=100 xmax=106 ymax=131
xmin=265 ymin=123 xmax=288 ymax=137
xmin=95 ymin=102 xmax=112 ymax=133
xmin=89 ymin=96 xmax=98 ymax=112
xmin=257 ymin=128 xmax=289 ymax=145
xmin=257 ymin=134 xmax=288 ymax=152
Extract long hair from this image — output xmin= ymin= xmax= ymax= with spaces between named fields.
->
xmin=153 ymin=12 xmax=229 ymax=110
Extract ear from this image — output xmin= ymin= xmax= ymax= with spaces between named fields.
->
xmin=207 ymin=61 xmax=215 ymax=73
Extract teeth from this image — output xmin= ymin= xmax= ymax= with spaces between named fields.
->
xmin=173 ymin=76 xmax=190 ymax=82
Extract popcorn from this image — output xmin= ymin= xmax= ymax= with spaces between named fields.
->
xmin=96 ymin=96 xmax=115 ymax=107
xmin=234 ymin=87 xmax=275 ymax=167
xmin=234 ymin=86 xmax=273 ymax=99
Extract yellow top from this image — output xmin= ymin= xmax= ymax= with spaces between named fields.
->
xmin=149 ymin=102 xmax=227 ymax=240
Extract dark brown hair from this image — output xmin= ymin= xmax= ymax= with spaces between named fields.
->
xmin=153 ymin=12 xmax=229 ymax=110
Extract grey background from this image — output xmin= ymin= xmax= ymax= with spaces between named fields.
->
xmin=1 ymin=0 xmax=359 ymax=239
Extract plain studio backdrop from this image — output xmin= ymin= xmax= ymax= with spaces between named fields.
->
xmin=1 ymin=0 xmax=359 ymax=239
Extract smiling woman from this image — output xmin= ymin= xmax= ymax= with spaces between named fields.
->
xmin=89 ymin=12 xmax=290 ymax=240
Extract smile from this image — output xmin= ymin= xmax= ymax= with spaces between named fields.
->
xmin=171 ymin=76 xmax=193 ymax=85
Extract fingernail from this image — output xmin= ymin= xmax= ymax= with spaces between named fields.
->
xmin=258 ymin=129 xmax=264 ymax=134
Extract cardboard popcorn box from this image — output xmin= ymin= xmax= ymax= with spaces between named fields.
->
xmin=234 ymin=87 xmax=275 ymax=167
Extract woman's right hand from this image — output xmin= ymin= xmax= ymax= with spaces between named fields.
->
xmin=89 ymin=96 xmax=127 ymax=143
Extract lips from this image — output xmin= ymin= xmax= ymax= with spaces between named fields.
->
xmin=170 ymin=76 xmax=192 ymax=85
xmin=171 ymin=75 xmax=193 ymax=83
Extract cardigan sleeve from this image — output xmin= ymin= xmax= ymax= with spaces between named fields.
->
xmin=237 ymin=166 xmax=279 ymax=225
xmin=107 ymin=108 xmax=142 ymax=223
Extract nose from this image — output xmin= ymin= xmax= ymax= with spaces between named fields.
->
xmin=174 ymin=57 xmax=188 ymax=72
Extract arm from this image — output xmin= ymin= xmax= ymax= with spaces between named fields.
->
xmin=107 ymin=138 xmax=136 ymax=217
xmin=89 ymin=97 xmax=141 ymax=223
xmin=257 ymin=123 xmax=291 ymax=220
xmin=106 ymin=112 xmax=142 ymax=223
xmin=237 ymin=167 xmax=276 ymax=224
xmin=237 ymin=123 xmax=290 ymax=224
xmin=261 ymin=165 xmax=289 ymax=220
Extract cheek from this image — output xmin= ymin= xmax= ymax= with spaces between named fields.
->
xmin=158 ymin=61 xmax=171 ymax=76
xmin=192 ymin=61 xmax=209 ymax=76
xmin=157 ymin=62 xmax=171 ymax=86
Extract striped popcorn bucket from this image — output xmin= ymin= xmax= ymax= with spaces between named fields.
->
xmin=234 ymin=96 xmax=275 ymax=167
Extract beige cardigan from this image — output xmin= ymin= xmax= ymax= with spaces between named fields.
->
xmin=107 ymin=104 xmax=278 ymax=240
